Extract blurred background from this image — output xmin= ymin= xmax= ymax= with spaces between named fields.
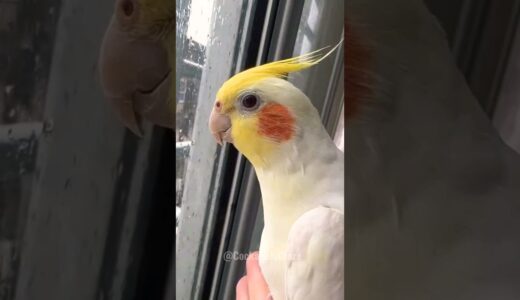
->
xmin=0 ymin=1 xmax=174 ymax=300
xmin=424 ymin=0 xmax=520 ymax=154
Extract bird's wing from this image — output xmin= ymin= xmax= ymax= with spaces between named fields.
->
xmin=285 ymin=206 xmax=344 ymax=300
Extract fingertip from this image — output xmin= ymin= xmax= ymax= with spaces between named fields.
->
xmin=236 ymin=276 xmax=249 ymax=300
xmin=246 ymin=251 xmax=259 ymax=272
xmin=246 ymin=251 xmax=270 ymax=298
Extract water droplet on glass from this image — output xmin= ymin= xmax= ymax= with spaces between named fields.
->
xmin=117 ymin=162 xmax=124 ymax=176
xmin=5 ymin=85 xmax=14 ymax=95
xmin=43 ymin=119 xmax=54 ymax=133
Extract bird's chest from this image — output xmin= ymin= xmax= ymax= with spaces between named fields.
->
xmin=259 ymin=226 xmax=290 ymax=300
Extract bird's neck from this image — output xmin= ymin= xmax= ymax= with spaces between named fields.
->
xmin=254 ymin=123 xmax=343 ymax=229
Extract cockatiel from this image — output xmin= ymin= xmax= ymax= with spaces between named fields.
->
xmin=98 ymin=0 xmax=174 ymax=136
xmin=209 ymin=46 xmax=344 ymax=299
xmin=347 ymin=0 xmax=520 ymax=299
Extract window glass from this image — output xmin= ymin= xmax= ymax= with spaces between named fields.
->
xmin=175 ymin=0 xmax=250 ymax=298
xmin=176 ymin=0 xmax=213 ymax=222
xmin=291 ymin=0 xmax=344 ymax=143
xmin=0 ymin=1 xmax=59 ymax=296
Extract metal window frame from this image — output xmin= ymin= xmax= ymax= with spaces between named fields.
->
xmin=424 ymin=0 xmax=520 ymax=150
xmin=424 ymin=0 xmax=520 ymax=116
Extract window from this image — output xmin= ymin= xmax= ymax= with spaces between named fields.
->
xmin=1 ymin=2 xmax=174 ymax=299
xmin=423 ymin=0 xmax=520 ymax=155
xmin=291 ymin=0 xmax=344 ymax=152
xmin=175 ymin=0 xmax=253 ymax=299
xmin=0 ymin=1 xmax=58 ymax=297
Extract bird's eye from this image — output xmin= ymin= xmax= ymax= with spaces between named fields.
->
xmin=121 ymin=0 xmax=134 ymax=17
xmin=239 ymin=93 xmax=260 ymax=111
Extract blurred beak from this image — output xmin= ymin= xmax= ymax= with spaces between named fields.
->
xmin=209 ymin=107 xmax=233 ymax=145
xmin=99 ymin=16 xmax=173 ymax=136
xmin=134 ymin=70 xmax=174 ymax=130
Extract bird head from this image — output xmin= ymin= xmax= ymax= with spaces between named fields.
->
xmin=98 ymin=0 xmax=174 ymax=136
xmin=209 ymin=44 xmax=340 ymax=169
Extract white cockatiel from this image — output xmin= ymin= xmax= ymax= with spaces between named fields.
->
xmin=347 ymin=0 xmax=520 ymax=299
xmin=209 ymin=48 xmax=344 ymax=299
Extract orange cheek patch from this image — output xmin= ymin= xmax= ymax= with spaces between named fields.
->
xmin=258 ymin=103 xmax=295 ymax=142
xmin=346 ymin=18 xmax=371 ymax=119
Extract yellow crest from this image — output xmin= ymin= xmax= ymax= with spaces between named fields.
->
xmin=216 ymin=40 xmax=343 ymax=109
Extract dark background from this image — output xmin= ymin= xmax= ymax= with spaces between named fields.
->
xmin=0 ymin=1 xmax=173 ymax=300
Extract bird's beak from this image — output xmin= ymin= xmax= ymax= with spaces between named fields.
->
xmin=105 ymin=95 xmax=144 ymax=136
xmin=134 ymin=70 xmax=174 ymax=130
xmin=209 ymin=106 xmax=233 ymax=145
xmin=98 ymin=16 xmax=173 ymax=137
